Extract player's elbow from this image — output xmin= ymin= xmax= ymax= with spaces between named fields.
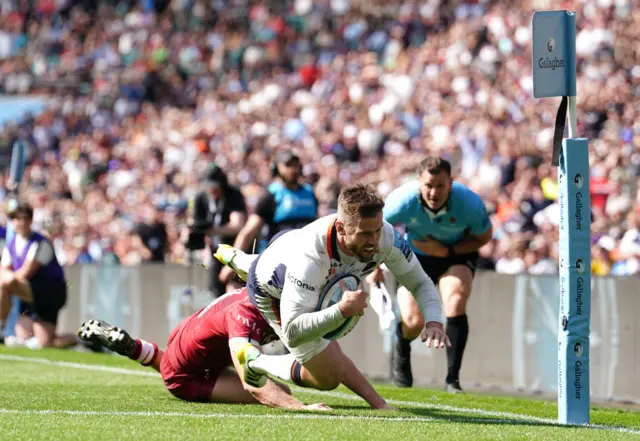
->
xmin=283 ymin=323 xmax=304 ymax=348
xmin=285 ymin=335 xmax=302 ymax=349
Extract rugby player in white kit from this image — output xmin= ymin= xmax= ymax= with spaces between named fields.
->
xmin=216 ymin=184 xmax=449 ymax=409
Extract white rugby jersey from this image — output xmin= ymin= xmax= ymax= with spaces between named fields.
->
xmin=247 ymin=214 xmax=443 ymax=347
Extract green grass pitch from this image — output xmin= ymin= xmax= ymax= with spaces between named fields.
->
xmin=1 ymin=346 xmax=639 ymax=440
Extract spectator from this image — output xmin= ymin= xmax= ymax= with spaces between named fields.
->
xmin=190 ymin=164 xmax=246 ymax=298
xmin=0 ymin=202 xmax=77 ymax=349
xmin=136 ymin=206 xmax=169 ymax=263
xmin=0 ymin=0 xmax=636 ymax=276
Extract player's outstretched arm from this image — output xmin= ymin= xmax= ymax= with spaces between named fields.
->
xmin=229 ymin=344 xmax=330 ymax=411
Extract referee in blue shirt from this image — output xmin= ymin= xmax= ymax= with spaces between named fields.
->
xmin=369 ymin=156 xmax=493 ymax=392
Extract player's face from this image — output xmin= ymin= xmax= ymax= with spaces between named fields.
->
xmin=419 ymin=170 xmax=452 ymax=211
xmin=278 ymin=160 xmax=302 ymax=185
xmin=343 ymin=212 xmax=383 ymax=262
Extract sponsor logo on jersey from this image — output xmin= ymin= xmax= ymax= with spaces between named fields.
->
xmin=287 ymin=273 xmax=316 ymax=291
xmin=236 ymin=314 xmax=259 ymax=331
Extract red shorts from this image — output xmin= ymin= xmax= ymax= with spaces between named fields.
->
xmin=160 ymin=321 xmax=223 ymax=402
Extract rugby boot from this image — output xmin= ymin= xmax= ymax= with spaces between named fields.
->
xmin=445 ymin=379 xmax=464 ymax=394
xmin=77 ymin=319 xmax=136 ymax=357
xmin=214 ymin=244 xmax=248 ymax=282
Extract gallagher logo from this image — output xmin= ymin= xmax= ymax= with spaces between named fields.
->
xmin=547 ymin=38 xmax=555 ymax=52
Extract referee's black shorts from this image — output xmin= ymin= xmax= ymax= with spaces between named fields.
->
xmin=415 ymin=252 xmax=479 ymax=284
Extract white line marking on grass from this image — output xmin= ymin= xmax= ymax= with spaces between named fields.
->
xmin=0 ymin=408 xmax=639 ymax=435
xmin=0 ymin=408 xmax=434 ymax=423
xmin=0 ymin=354 xmax=157 ymax=377
xmin=2 ymin=354 xmax=639 ymax=435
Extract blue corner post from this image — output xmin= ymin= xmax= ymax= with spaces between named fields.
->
xmin=532 ymin=10 xmax=591 ymax=425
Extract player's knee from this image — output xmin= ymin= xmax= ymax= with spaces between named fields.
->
xmin=0 ymin=273 xmax=15 ymax=288
xmin=402 ymin=313 xmax=425 ymax=335
xmin=307 ymin=364 xmax=341 ymax=391
xmin=314 ymin=375 xmax=340 ymax=391
xmin=444 ymin=291 xmax=468 ymax=316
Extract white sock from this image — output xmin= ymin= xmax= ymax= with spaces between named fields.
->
xmin=25 ymin=336 xmax=42 ymax=350
xmin=4 ymin=335 xmax=24 ymax=347
xmin=249 ymin=353 xmax=302 ymax=386
xmin=134 ymin=339 xmax=158 ymax=366
xmin=233 ymin=252 xmax=258 ymax=273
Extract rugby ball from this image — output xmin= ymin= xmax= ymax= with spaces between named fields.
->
xmin=316 ymin=274 xmax=361 ymax=340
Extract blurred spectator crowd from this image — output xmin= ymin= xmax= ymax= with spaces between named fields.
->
xmin=0 ymin=0 xmax=638 ymax=275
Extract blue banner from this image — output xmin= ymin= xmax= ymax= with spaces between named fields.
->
xmin=532 ymin=11 xmax=577 ymax=98
xmin=557 ymin=138 xmax=591 ymax=424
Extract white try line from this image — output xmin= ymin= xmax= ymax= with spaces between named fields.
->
xmin=1 ymin=354 xmax=639 ymax=435
xmin=0 ymin=408 xmax=435 ymax=423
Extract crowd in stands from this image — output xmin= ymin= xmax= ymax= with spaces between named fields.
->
xmin=0 ymin=0 xmax=638 ymax=276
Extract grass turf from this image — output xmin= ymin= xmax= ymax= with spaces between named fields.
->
xmin=1 ymin=346 xmax=639 ymax=440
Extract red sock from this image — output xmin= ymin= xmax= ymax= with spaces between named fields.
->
xmin=130 ymin=339 xmax=158 ymax=366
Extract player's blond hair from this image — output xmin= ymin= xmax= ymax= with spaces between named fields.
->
xmin=337 ymin=184 xmax=384 ymax=226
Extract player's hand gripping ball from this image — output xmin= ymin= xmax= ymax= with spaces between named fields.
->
xmin=316 ymin=274 xmax=361 ymax=340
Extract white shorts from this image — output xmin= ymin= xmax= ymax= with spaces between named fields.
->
xmin=255 ymin=295 xmax=330 ymax=364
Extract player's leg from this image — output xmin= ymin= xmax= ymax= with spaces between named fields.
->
xmin=77 ymin=319 xmax=164 ymax=372
xmin=238 ymin=339 xmax=336 ymax=390
xmin=14 ymin=315 xmax=33 ymax=342
xmin=216 ymin=367 xmax=293 ymax=404
xmin=438 ymin=263 xmax=474 ymax=393
xmin=392 ymin=287 xmax=425 ymax=387
xmin=0 ymin=271 xmax=33 ymax=337
xmin=2 ymin=314 xmax=34 ymax=346
xmin=215 ymin=230 xmax=295 ymax=280
xmin=26 ymin=278 xmax=77 ymax=349
xmin=214 ymin=245 xmax=257 ymax=282
xmin=392 ymin=255 xmax=443 ymax=388
xmin=241 ymin=340 xmax=388 ymax=408
xmin=30 ymin=320 xmax=78 ymax=349
xmin=241 ymin=339 xmax=342 ymax=391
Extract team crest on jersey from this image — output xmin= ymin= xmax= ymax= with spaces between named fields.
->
xmin=450 ymin=217 xmax=456 ymax=223
xmin=393 ymin=228 xmax=412 ymax=262
xmin=327 ymin=261 xmax=340 ymax=279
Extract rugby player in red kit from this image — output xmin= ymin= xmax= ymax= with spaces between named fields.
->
xmin=78 ymin=288 xmax=330 ymax=411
